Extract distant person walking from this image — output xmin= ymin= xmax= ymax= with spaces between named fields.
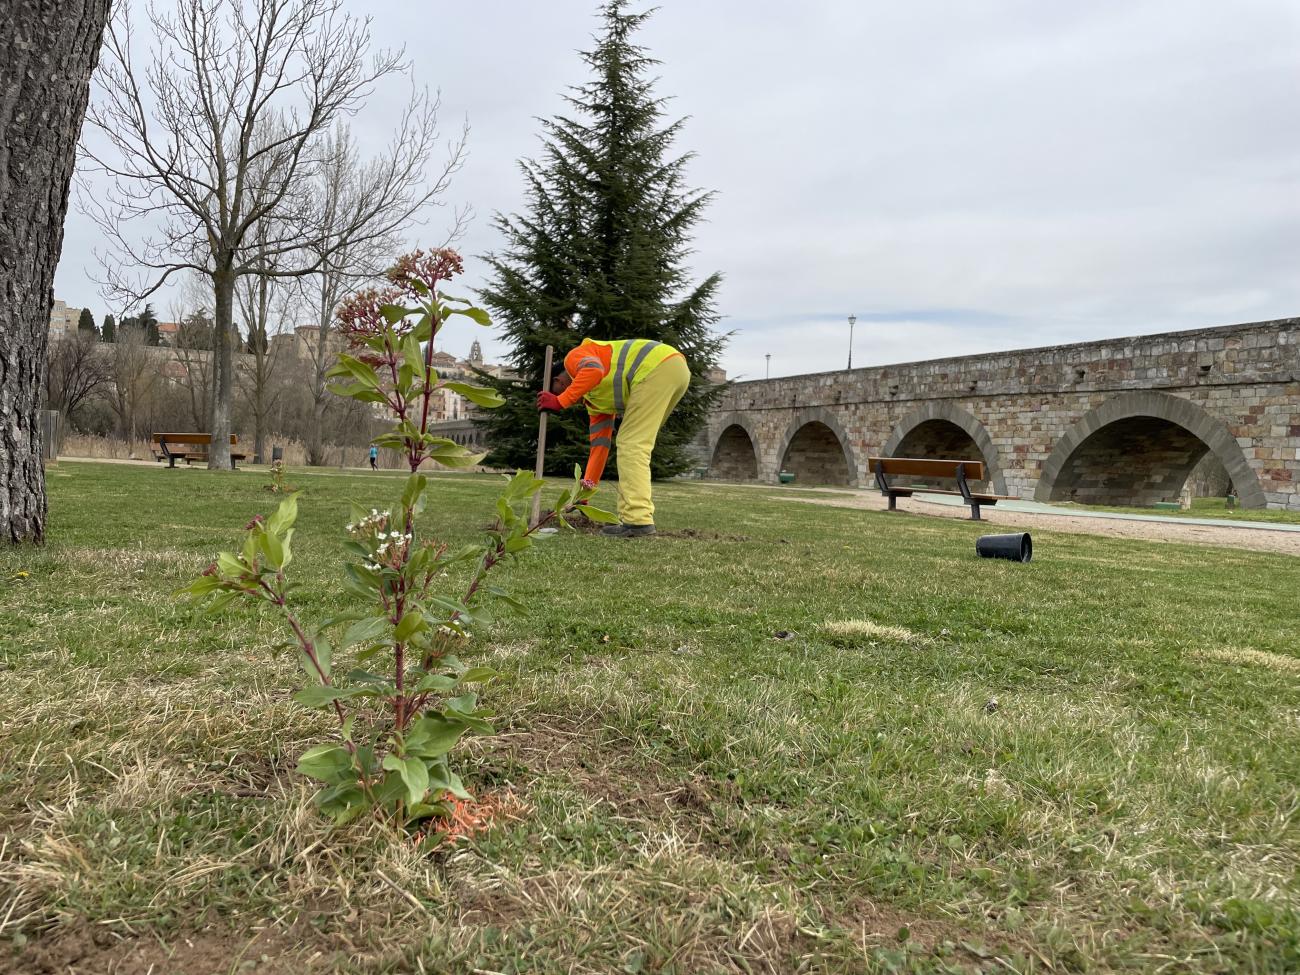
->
xmin=537 ymin=337 xmax=690 ymax=537
xmin=368 ymin=445 xmax=378 ymax=471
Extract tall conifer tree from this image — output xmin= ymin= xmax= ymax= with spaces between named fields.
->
xmin=477 ymin=1 xmax=725 ymax=478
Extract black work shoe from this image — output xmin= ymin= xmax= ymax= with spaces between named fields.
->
xmin=601 ymin=523 xmax=656 ymax=538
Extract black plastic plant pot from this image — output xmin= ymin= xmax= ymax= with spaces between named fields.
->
xmin=976 ymin=532 xmax=1032 ymax=563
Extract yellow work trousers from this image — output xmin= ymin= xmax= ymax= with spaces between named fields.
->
xmin=616 ymin=355 xmax=691 ymax=526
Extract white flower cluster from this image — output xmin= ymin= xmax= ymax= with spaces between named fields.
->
xmin=347 ymin=508 xmax=391 ymax=535
xmin=374 ymin=530 xmax=413 ymax=557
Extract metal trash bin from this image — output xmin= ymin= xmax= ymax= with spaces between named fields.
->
xmin=271 ymin=446 xmax=284 ymax=463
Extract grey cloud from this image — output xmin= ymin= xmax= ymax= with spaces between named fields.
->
xmin=57 ymin=0 xmax=1300 ymax=382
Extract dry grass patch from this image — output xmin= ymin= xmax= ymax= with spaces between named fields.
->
xmin=820 ymin=618 xmax=919 ymax=643
xmin=1197 ymin=646 xmax=1300 ymax=675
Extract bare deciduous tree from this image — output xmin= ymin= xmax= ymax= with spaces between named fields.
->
xmin=1 ymin=1 xmax=112 ymax=544
xmin=171 ymin=308 xmax=217 ymax=432
xmin=108 ymin=326 xmax=160 ymax=444
xmin=44 ymin=331 xmax=112 ymax=425
xmin=299 ymin=128 xmax=468 ymax=465
xmin=82 ymin=0 xmax=464 ymax=469
xmin=237 ymin=249 xmax=292 ymax=463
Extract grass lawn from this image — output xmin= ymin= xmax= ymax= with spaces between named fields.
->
xmin=1054 ymin=496 xmax=1300 ymax=525
xmin=2 ymin=460 xmax=1298 ymax=974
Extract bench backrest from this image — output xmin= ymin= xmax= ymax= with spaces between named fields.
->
xmin=869 ymin=457 xmax=985 ymax=481
xmin=151 ymin=433 xmax=239 ymax=446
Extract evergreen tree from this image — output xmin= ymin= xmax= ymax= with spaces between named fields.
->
xmin=101 ymin=313 xmax=115 ymax=342
xmin=139 ymin=302 xmax=160 ymax=346
xmin=476 ymin=0 xmax=726 ymax=479
xmin=77 ymin=307 xmax=97 ymax=337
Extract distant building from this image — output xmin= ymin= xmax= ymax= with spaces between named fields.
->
xmin=286 ymin=324 xmax=348 ymax=362
xmin=156 ymin=321 xmax=181 ymax=346
xmin=48 ymin=299 xmax=82 ymax=341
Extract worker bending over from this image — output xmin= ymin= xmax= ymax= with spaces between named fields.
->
xmin=537 ymin=337 xmax=690 ymax=537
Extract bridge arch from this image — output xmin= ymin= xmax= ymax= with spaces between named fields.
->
xmin=708 ymin=413 xmax=762 ymax=481
xmin=1036 ymin=392 xmax=1266 ymax=509
xmin=776 ymin=408 xmax=858 ymax=486
xmin=882 ymin=403 xmax=1009 ymax=496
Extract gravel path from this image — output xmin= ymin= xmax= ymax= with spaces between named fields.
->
xmin=780 ymin=490 xmax=1300 ymax=557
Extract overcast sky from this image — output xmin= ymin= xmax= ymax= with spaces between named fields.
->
xmin=57 ymin=0 xmax=1300 ymax=380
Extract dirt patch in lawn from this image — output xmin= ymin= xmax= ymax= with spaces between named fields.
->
xmin=486 ymin=720 xmax=740 ymax=822
xmin=659 ymin=527 xmax=751 ymax=542
xmin=2 ymin=919 xmax=325 ymax=975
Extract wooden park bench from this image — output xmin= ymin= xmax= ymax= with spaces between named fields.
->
xmin=150 ymin=433 xmax=247 ymax=469
xmin=868 ymin=456 xmax=1010 ymax=521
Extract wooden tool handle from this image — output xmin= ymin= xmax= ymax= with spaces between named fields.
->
xmin=530 ymin=344 xmax=555 ymax=527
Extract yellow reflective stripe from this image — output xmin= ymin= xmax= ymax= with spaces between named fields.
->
xmin=625 ymin=340 xmax=662 ymax=388
xmin=611 ymin=341 xmax=638 ymax=413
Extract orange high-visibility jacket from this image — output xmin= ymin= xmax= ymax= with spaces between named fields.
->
xmin=556 ymin=338 xmax=683 ymax=484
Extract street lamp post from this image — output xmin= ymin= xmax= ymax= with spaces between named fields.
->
xmin=765 ymin=353 xmax=771 ymax=379
xmin=847 ymin=314 xmax=856 ymax=370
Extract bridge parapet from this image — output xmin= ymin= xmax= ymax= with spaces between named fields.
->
xmin=704 ymin=318 xmax=1300 ymax=509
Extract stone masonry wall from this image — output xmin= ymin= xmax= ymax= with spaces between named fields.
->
xmin=705 ymin=318 xmax=1300 ymax=509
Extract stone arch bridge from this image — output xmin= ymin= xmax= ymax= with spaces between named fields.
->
xmin=703 ymin=318 xmax=1300 ymax=510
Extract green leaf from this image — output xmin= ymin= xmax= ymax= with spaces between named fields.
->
xmin=410 ymin=313 xmax=434 ymax=344
xmin=427 ymin=444 xmax=488 ymax=469
xmin=485 ymin=586 xmax=527 ymax=612
xmin=413 ymin=671 xmax=458 ymax=694
xmin=401 ymin=333 xmax=425 ymax=376
xmin=444 ymin=770 xmax=474 ymax=800
xmin=259 ymin=531 xmax=285 ymax=570
xmin=401 ymin=473 xmax=429 ymax=514
xmin=441 ymin=381 xmax=504 ymax=409
xmin=579 ymin=504 xmax=620 ymax=524
xmin=383 ymin=753 xmax=430 ymax=806
xmin=343 ymin=563 xmax=382 ymax=596
xmin=293 ymin=685 xmax=374 ymax=708
xmin=182 ymin=575 xmax=224 ymax=598
xmin=380 ymin=303 xmax=412 ymax=325
xmin=266 ymin=493 xmax=299 ymax=534
xmin=328 ymin=383 xmax=389 ymax=404
xmin=216 ymin=551 xmax=245 ymax=578
xmin=504 ymin=535 xmax=532 ymax=554
xmin=447 ymin=305 xmax=492 ymax=326
xmin=404 ymin=715 xmax=470 ymax=757
xmin=204 ymin=591 xmax=240 ymax=614
xmin=394 ymin=612 xmax=426 ymax=642
xmin=340 ymin=615 xmax=390 ymax=650
xmin=296 ymin=744 xmax=353 ymax=784
xmin=334 ymin=354 xmax=382 ymax=387
xmin=460 ymin=666 xmax=499 ymax=684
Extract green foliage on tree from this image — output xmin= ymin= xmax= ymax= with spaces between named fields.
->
xmin=120 ymin=303 xmax=160 ymax=345
xmin=77 ymin=307 xmax=97 ymax=337
xmin=475 ymin=0 xmax=726 ymax=479
xmin=101 ymin=313 xmax=115 ymax=343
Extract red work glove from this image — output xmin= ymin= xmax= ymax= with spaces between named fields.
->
xmin=537 ymin=390 xmax=562 ymax=412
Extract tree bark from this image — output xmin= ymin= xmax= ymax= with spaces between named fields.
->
xmin=208 ymin=265 xmax=235 ymax=469
xmin=0 ymin=0 xmax=112 ymax=544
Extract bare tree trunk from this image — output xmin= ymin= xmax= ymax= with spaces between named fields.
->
xmin=209 ymin=266 xmax=235 ymax=469
xmin=0 ymin=1 xmax=111 ymax=544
